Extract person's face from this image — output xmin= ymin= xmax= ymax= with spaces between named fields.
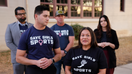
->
xmin=55 ymin=15 xmax=65 ymax=24
xmin=100 ymin=17 xmax=107 ymax=28
xmin=80 ymin=29 xmax=91 ymax=46
xmin=35 ymin=10 xmax=50 ymax=26
xmin=15 ymin=10 xmax=26 ymax=23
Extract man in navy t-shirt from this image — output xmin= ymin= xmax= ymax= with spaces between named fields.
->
xmin=16 ymin=5 xmax=61 ymax=74
xmin=51 ymin=10 xmax=75 ymax=74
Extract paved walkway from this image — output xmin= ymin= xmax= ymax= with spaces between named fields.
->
xmin=114 ymin=63 xmax=132 ymax=74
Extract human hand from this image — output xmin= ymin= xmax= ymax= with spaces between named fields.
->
xmin=61 ymin=50 xmax=66 ymax=57
xmin=103 ymin=42 xmax=110 ymax=47
xmin=98 ymin=43 xmax=105 ymax=48
xmin=36 ymin=58 xmax=53 ymax=69
xmin=40 ymin=58 xmax=53 ymax=69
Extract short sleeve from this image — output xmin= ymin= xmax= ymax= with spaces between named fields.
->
xmin=53 ymin=33 xmax=60 ymax=49
xmin=69 ymin=26 xmax=74 ymax=36
xmin=98 ymin=50 xmax=108 ymax=69
xmin=64 ymin=49 xmax=73 ymax=66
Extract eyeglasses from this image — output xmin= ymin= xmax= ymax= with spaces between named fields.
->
xmin=17 ymin=13 xmax=26 ymax=15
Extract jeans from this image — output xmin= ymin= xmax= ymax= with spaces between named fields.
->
xmin=54 ymin=57 xmax=65 ymax=74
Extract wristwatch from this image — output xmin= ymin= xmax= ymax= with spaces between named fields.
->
xmin=51 ymin=58 xmax=55 ymax=64
xmin=64 ymin=50 xmax=67 ymax=54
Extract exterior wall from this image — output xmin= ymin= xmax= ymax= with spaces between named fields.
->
xmin=103 ymin=0 xmax=132 ymax=37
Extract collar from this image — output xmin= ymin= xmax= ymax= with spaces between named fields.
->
xmin=18 ymin=21 xmax=28 ymax=26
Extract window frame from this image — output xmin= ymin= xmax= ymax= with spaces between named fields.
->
xmin=0 ymin=0 xmax=7 ymax=7
xmin=120 ymin=0 xmax=125 ymax=12
xmin=40 ymin=0 xmax=103 ymax=18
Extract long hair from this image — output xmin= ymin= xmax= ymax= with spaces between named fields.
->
xmin=95 ymin=15 xmax=112 ymax=39
xmin=73 ymin=27 xmax=97 ymax=49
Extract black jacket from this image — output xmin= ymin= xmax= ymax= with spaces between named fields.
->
xmin=94 ymin=29 xmax=119 ymax=68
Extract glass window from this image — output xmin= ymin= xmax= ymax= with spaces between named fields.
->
xmin=57 ymin=0 xmax=67 ymax=4
xmin=83 ymin=0 xmax=92 ymax=6
xmin=71 ymin=6 xmax=80 ymax=17
xmin=120 ymin=0 xmax=125 ymax=11
xmin=71 ymin=0 xmax=80 ymax=4
xmin=94 ymin=7 xmax=102 ymax=17
xmin=41 ymin=0 xmax=53 ymax=3
xmin=0 ymin=0 xmax=7 ymax=6
xmin=83 ymin=7 xmax=92 ymax=17
xmin=40 ymin=0 xmax=103 ymax=18
xmin=94 ymin=0 xmax=102 ymax=6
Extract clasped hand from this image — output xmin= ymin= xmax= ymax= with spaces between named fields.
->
xmin=36 ymin=58 xmax=52 ymax=69
xmin=98 ymin=42 xmax=110 ymax=48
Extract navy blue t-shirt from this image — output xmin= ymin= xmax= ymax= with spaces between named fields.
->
xmin=50 ymin=24 xmax=74 ymax=50
xmin=65 ymin=47 xmax=107 ymax=74
xmin=19 ymin=25 xmax=28 ymax=34
xmin=18 ymin=26 xmax=60 ymax=60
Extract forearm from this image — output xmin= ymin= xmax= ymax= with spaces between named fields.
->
xmin=65 ymin=66 xmax=72 ymax=74
xmin=109 ymin=43 xmax=115 ymax=49
xmin=64 ymin=42 xmax=74 ymax=52
xmin=16 ymin=55 xmax=37 ymax=65
xmin=98 ymin=69 xmax=106 ymax=74
xmin=65 ymin=36 xmax=75 ymax=52
xmin=53 ymin=52 xmax=61 ymax=63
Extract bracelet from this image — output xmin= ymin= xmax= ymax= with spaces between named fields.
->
xmin=64 ymin=50 xmax=67 ymax=54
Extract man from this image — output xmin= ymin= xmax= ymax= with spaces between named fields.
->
xmin=5 ymin=7 xmax=33 ymax=74
xmin=16 ymin=5 xmax=61 ymax=74
xmin=51 ymin=10 xmax=75 ymax=74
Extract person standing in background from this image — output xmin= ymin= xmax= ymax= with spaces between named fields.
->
xmin=94 ymin=15 xmax=119 ymax=74
xmin=51 ymin=10 xmax=75 ymax=74
xmin=5 ymin=7 xmax=33 ymax=74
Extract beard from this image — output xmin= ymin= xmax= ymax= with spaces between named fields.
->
xmin=18 ymin=17 xmax=26 ymax=23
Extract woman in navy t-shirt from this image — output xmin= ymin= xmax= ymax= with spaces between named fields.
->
xmin=65 ymin=27 xmax=107 ymax=74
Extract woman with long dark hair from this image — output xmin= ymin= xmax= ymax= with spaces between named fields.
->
xmin=65 ymin=27 xmax=107 ymax=74
xmin=94 ymin=15 xmax=119 ymax=74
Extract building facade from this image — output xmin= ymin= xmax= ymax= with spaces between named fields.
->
xmin=0 ymin=0 xmax=132 ymax=51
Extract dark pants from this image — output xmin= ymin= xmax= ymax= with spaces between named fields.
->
xmin=103 ymin=50 xmax=115 ymax=74
xmin=25 ymin=64 xmax=56 ymax=74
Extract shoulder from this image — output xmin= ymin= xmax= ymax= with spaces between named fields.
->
xmin=51 ymin=24 xmax=57 ymax=27
xmin=47 ymin=26 xmax=57 ymax=34
xmin=8 ymin=22 xmax=17 ymax=26
xmin=65 ymin=24 xmax=72 ymax=28
xmin=27 ymin=22 xmax=33 ymax=26
xmin=111 ymin=29 xmax=116 ymax=32
xmin=111 ymin=29 xmax=117 ymax=35
xmin=94 ymin=29 xmax=98 ymax=32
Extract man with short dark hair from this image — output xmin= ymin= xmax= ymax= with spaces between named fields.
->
xmin=5 ymin=7 xmax=33 ymax=74
xmin=51 ymin=10 xmax=75 ymax=74
xmin=16 ymin=5 xmax=61 ymax=74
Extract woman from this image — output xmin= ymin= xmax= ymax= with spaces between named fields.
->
xmin=94 ymin=15 xmax=119 ymax=74
xmin=65 ymin=27 xmax=107 ymax=74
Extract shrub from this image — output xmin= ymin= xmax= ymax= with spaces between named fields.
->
xmin=71 ymin=23 xmax=84 ymax=40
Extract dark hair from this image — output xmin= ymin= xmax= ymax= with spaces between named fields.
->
xmin=73 ymin=27 xmax=97 ymax=49
xmin=95 ymin=15 xmax=112 ymax=39
xmin=34 ymin=5 xmax=50 ymax=16
xmin=15 ymin=7 xmax=25 ymax=15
